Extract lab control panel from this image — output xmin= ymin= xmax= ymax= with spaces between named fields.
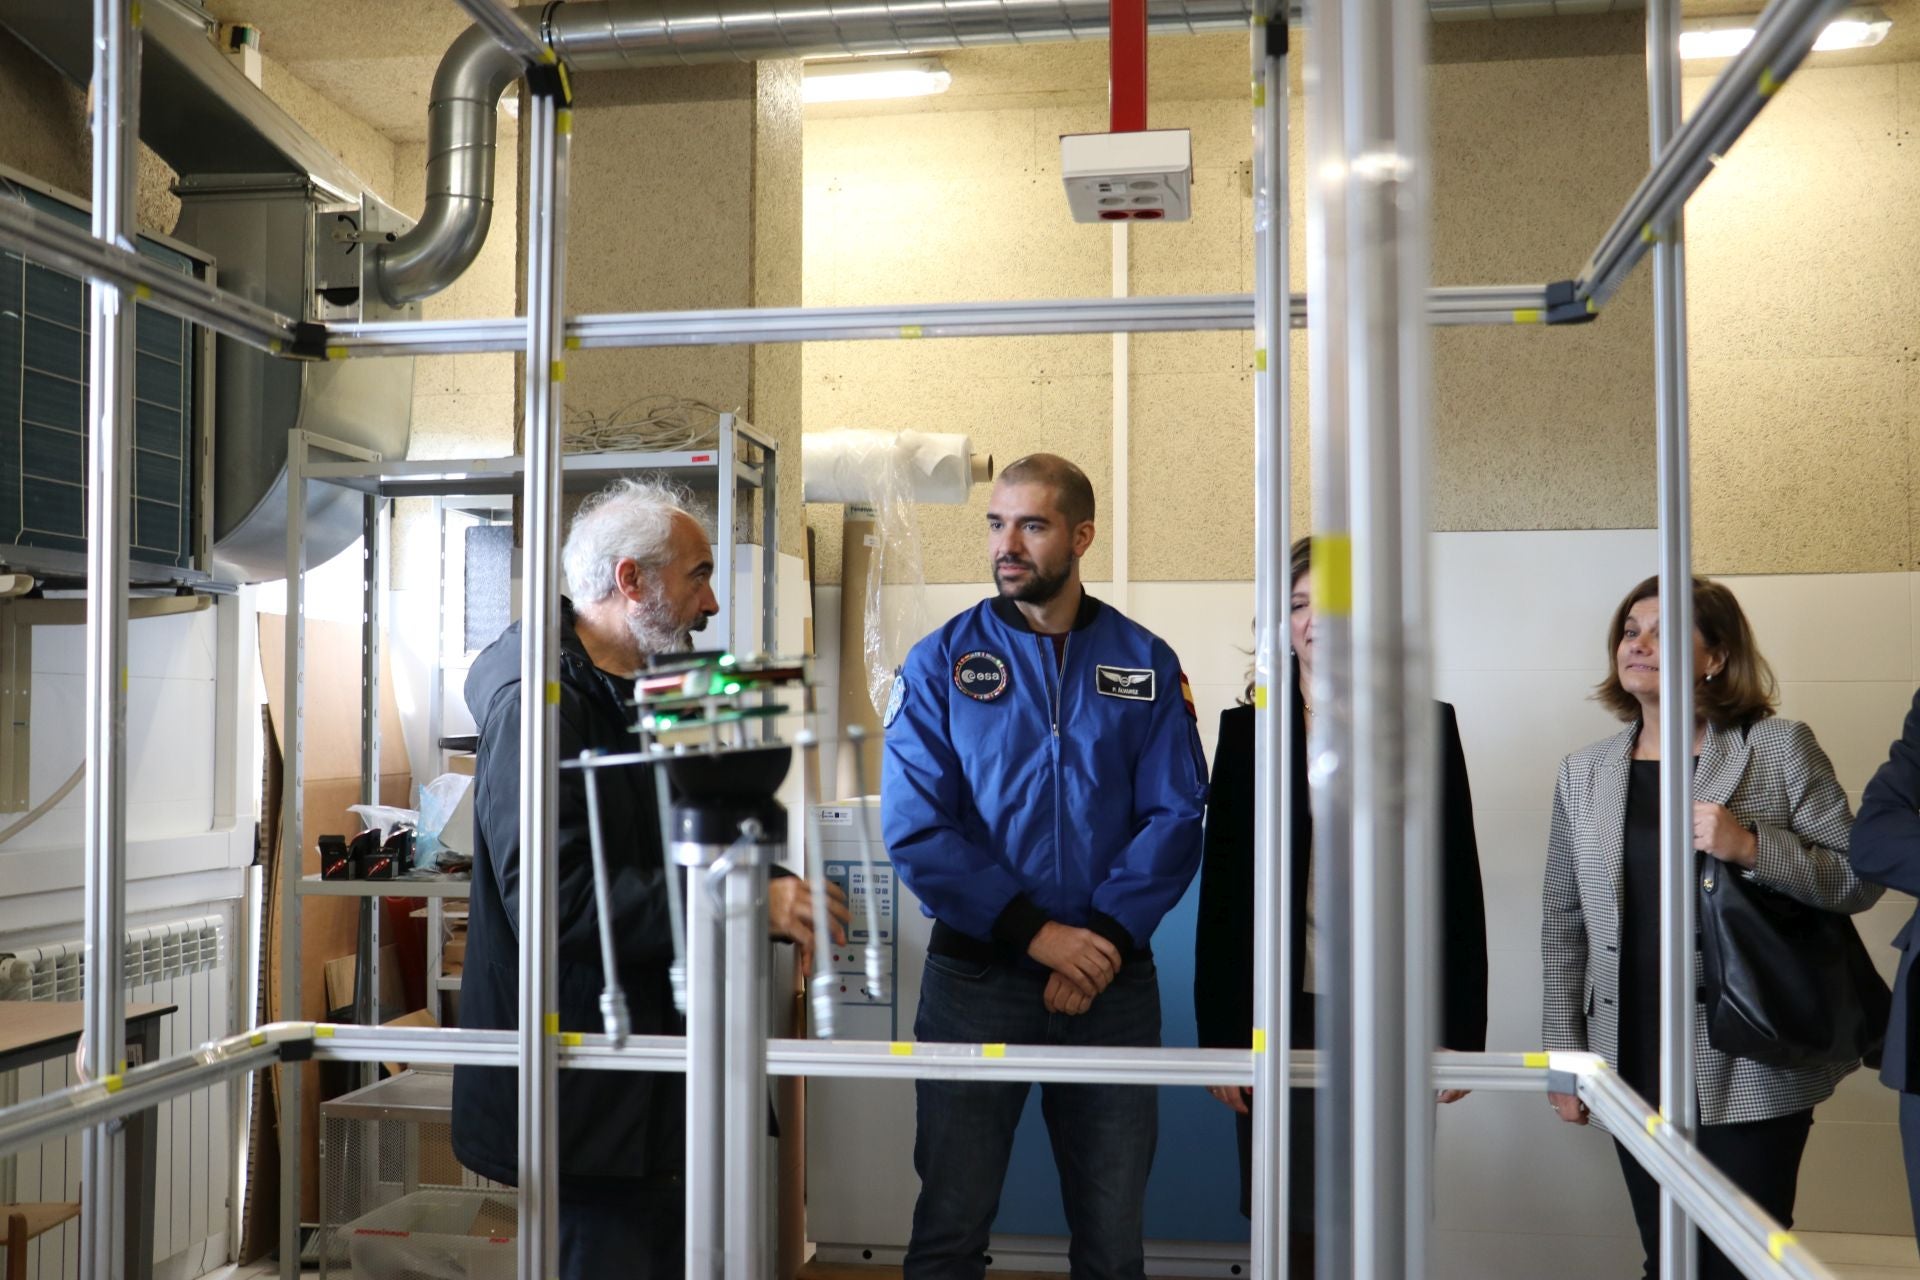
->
xmin=817 ymin=803 xmax=902 ymax=1039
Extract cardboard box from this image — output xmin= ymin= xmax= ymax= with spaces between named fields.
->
xmin=259 ymin=612 xmax=415 ymax=1222
xmin=322 ymin=946 xmax=407 ymax=1020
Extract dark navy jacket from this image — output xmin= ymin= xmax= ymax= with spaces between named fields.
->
xmin=881 ymin=592 xmax=1209 ymax=964
xmin=451 ymin=600 xmax=683 ymax=1189
xmin=1851 ymin=686 xmax=1920 ymax=1093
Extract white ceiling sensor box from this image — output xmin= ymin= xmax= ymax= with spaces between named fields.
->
xmin=1059 ymin=128 xmax=1193 ymax=223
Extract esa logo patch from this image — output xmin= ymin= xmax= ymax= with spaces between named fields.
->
xmin=1095 ymin=665 xmax=1156 ymax=701
xmin=953 ymin=650 xmax=1011 ymax=701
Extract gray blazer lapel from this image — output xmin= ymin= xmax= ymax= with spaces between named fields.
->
xmin=1593 ymin=729 xmax=1634 ymax=915
xmin=1694 ymin=722 xmax=1752 ymax=808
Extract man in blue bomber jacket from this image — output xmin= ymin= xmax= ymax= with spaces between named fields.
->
xmin=882 ymin=452 xmax=1209 ymax=1280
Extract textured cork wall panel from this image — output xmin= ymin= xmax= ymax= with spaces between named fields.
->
xmin=564 ymin=67 xmax=759 ymax=443
xmin=0 ymin=29 xmax=176 ymax=235
xmin=754 ymin=61 xmax=807 ymax=555
xmin=1131 ymin=370 xmax=1255 ymax=580
xmin=1687 ymin=67 xmax=1917 ymax=365
xmin=257 ymin=57 xmax=395 ymax=198
xmin=1684 ymin=61 xmax=1920 ymax=572
xmin=1692 ymin=356 xmax=1909 ymax=574
xmin=1425 ymin=49 xmax=1655 ymax=531
xmin=805 ymin=27 xmax=1661 ymax=581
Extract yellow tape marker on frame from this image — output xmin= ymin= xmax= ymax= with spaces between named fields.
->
xmin=561 ymin=1032 xmax=583 ymax=1047
xmin=326 ymin=347 xmax=348 ymax=361
xmin=133 ymin=283 xmax=152 ymax=301
xmin=545 ymin=1013 xmax=560 ymax=1036
xmin=550 ymin=360 xmax=566 ymax=383
xmin=1512 ymin=309 xmax=1543 ymax=325
xmin=1252 ymin=79 xmax=1266 ymax=107
xmin=315 ymin=1025 xmax=335 ymax=1038
xmin=1252 ymin=685 xmax=1269 ymax=710
xmin=565 ymin=335 xmax=581 ymax=350
xmin=890 ymin=1042 xmax=914 ymax=1056
xmin=900 ymin=325 xmax=924 ymax=339
xmin=1758 ymin=66 xmax=1782 ymax=96
xmin=557 ymin=108 xmax=574 ymax=135
xmin=1522 ymin=1051 xmax=1549 ymax=1068
xmin=1768 ymin=1231 xmax=1795 ymax=1260
xmin=546 ymin=681 xmax=561 ymax=706
xmin=251 ymin=1032 xmax=268 ymax=1047
xmin=1644 ymin=1114 xmax=1664 ymax=1136
xmin=1254 ymin=348 xmax=1269 ymax=372
xmin=1311 ymin=535 xmax=1353 ymax=616
xmin=1252 ymin=1028 xmax=1268 ymax=1054
xmin=102 ymin=1074 xmax=123 ymax=1094
xmin=983 ymin=1044 xmax=1006 ymax=1058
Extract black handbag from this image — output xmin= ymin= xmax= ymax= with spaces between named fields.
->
xmin=1697 ymin=854 xmax=1890 ymax=1069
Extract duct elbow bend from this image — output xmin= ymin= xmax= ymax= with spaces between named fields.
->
xmin=374 ymin=22 xmax=527 ymax=305
xmin=376 ymin=192 xmax=498 ymax=305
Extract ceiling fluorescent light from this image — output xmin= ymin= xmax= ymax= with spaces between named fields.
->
xmin=1679 ymin=5 xmax=1890 ymax=58
xmin=802 ymin=58 xmax=952 ymax=104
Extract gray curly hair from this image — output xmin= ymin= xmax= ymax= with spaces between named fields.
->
xmin=561 ymin=477 xmax=705 ymax=605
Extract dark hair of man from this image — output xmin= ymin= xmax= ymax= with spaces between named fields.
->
xmin=998 ymin=453 xmax=1096 ymax=528
xmin=1594 ymin=574 xmax=1779 ymax=731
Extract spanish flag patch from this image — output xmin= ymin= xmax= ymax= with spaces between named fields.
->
xmin=1179 ymin=672 xmax=1196 ymax=720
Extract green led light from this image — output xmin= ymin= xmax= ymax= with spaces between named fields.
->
xmin=723 ymin=682 xmax=742 ymax=695
xmin=719 ymin=654 xmax=737 ymax=667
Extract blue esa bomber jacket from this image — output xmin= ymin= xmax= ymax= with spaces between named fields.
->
xmin=880 ymin=591 xmax=1209 ymax=965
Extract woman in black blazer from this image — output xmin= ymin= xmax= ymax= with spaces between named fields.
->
xmin=1192 ymin=536 xmax=1489 ymax=1264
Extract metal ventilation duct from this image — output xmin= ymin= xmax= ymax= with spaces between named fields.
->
xmin=373 ymin=0 xmax=1255 ymax=304
xmin=0 ymin=0 xmax=416 ymax=583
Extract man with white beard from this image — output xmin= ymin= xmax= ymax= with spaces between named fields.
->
xmin=451 ymin=478 xmax=846 ymax=1278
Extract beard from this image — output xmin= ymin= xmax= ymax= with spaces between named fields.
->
xmin=994 ymin=553 xmax=1074 ymax=605
xmin=626 ymin=583 xmax=703 ymax=660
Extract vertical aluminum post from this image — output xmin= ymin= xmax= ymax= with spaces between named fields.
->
xmin=1248 ymin=2 xmax=1295 ymax=1277
xmin=723 ymin=842 xmax=772 ymax=1279
xmin=1303 ymin=0 xmax=1356 ymax=1272
xmin=516 ymin=85 xmax=570 ymax=1280
xmin=361 ymin=496 xmax=385 ymax=1089
xmin=718 ymin=420 xmax=738 ymax=652
xmin=684 ymin=841 xmax=726 ymax=1279
xmin=280 ymin=432 xmax=308 ymax=1280
xmin=81 ymin=0 xmax=139 ymax=1275
xmin=1315 ymin=0 xmax=1436 ymax=1268
xmin=1649 ymin=0 xmax=1698 ymax=1275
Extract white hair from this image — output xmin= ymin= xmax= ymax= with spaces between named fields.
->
xmin=561 ymin=477 xmax=703 ymax=606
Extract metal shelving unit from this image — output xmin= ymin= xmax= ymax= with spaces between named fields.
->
xmin=275 ymin=414 xmax=780 ymax=1217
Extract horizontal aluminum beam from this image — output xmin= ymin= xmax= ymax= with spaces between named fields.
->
xmin=1583 ymin=1066 xmax=1838 ymax=1280
xmin=0 ymin=1028 xmax=287 ymax=1160
xmin=0 ymin=194 xmax=301 ymax=355
xmin=0 ymin=203 xmax=1564 ymax=356
xmin=323 ymin=286 xmax=1561 ymax=357
xmin=451 ymin=0 xmax=552 ymax=66
xmin=0 ymin=1021 xmax=1842 ymax=1280
xmin=1577 ymin=0 xmax=1846 ymax=307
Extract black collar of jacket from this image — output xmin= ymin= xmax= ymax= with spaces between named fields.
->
xmin=989 ymin=589 xmax=1103 ymax=634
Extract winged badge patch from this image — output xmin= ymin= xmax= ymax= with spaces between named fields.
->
xmin=1094 ymin=665 xmax=1156 ymax=701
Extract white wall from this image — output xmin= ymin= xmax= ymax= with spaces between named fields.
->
xmin=0 ymin=598 xmax=256 ymax=940
xmin=835 ymin=529 xmax=1916 ymax=1271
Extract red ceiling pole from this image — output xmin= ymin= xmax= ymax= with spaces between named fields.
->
xmin=1109 ymin=0 xmax=1148 ymax=132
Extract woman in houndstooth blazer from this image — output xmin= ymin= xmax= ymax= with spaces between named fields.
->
xmin=1541 ymin=574 xmax=1881 ymax=1280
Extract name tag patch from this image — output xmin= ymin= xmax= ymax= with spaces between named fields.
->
xmin=953 ymin=651 xmax=1011 ymax=701
xmin=1095 ymin=665 xmax=1155 ymax=701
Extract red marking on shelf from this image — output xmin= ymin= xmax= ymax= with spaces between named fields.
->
xmin=691 ymin=454 xmax=713 ymax=463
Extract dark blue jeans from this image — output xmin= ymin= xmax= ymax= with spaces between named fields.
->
xmin=904 ymin=953 xmax=1161 ymax=1280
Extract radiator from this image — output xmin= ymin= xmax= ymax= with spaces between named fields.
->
xmin=0 ymin=913 xmax=236 ymax=1280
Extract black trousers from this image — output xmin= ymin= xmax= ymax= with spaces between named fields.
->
xmin=558 ymin=1182 xmax=684 ymax=1280
xmin=1613 ymin=1109 xmax=1813 ymax=1280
